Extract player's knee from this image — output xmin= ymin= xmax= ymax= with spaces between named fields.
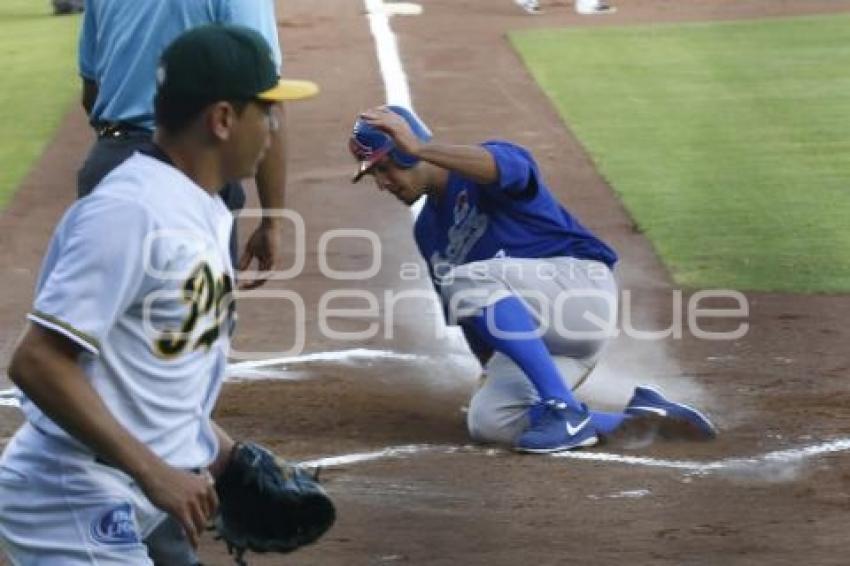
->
xmin=466 ymin=402 xmax=527 ymax=446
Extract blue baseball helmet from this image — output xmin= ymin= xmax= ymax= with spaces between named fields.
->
xmin=349 ymin=105 xmax=432 ymax=182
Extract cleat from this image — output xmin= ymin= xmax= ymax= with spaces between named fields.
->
xmin=515 ymin=399 xmax=598 ymax=453
xmin=575 ymin=0 xmax=617 ymax=15
xmin=515 ymin=0 xmax=543 ymax=15
xmin=625 ymin=385 xmax=717 ymax=440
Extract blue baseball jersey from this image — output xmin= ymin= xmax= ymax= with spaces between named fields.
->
xmin=79 ymin=0 xmax=283 ymax=131
xmin=414 ymin=141 xmax=618 ymax=280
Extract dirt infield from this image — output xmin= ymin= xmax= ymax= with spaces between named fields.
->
xmin=3 ymin=0 xmax=850 ymax=564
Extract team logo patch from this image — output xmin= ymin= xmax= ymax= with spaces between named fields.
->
xmin=349 ymin=135 xmax=389 ymax=162
xmin=90 ymin=502 xmax=140 ymax=545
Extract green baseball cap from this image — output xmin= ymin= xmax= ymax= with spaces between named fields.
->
xmin=157 ymin=24 xmax=318 ymax=103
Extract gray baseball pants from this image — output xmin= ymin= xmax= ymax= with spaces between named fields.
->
xmin=437 ymin=257 xmax=618 ymax=445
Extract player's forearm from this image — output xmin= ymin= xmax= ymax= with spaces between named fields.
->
xmin=81 ymin=78 xmax=98 ymax=117
xmin=254 ymin=103 xmax=287 ymax=225
xmin=416 ymin=143 xmax=498 ymax=185
xmin=208 ymin=420 xmax=236 ymax=478
xmin=8 ymin=325 xmax=165 ymax=483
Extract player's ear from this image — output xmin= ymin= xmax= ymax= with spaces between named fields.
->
xmin=207 ymin=101 xmax=236 ymax=141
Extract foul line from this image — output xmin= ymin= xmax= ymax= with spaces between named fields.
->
xmin=364 ymin=0 xmax=414 ymax=109
xmin=300 ymin=438 xmax=850 ymax=478
xmin=363 ymin=0 xmax=468 ymax=347
xmin=363 ymin=0 xmax=423 ymax=221
xmin=227 ymin=348 xmax=423 ymax=371
xmin=225 ymin=349 xmax=427 ymax=382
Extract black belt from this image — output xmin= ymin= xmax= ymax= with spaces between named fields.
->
xmin=93 ymin=122 xmax=151 ymax=139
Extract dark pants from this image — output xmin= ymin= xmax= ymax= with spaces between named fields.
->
xmin=77 ymin=130 xmax=245 ymax=265
xmin=52 ymin=0 xmax=84 ymax=14
xmin=144 ymin=516 xmax=202 ymax=566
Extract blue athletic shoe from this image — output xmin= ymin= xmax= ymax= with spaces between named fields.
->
xmin=625 ymin=386 xmax=717 ymax=440
xmin=515 ymin=399 xmax=598 ymax=454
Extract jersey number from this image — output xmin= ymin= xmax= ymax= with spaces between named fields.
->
xmin=155 ymin=262 xmax=233 ymax=358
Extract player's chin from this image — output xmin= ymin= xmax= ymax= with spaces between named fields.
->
xmin=394 ymin=189 xmax=418 ymax=206
xmin=241 ymin=150 xmax=268 ymax=177
xmin=237 ymin=161 xmax=262 ymax=180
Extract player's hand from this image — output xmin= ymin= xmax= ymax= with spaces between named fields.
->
xmin=139 ymin=464 xmax=219 ymax=549
xmin=238 ymin=221 xmax=282 ymax=290
xmin=359 ymin=106 xmax=425 ymax=157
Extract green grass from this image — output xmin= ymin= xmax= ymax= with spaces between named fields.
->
xmin=0 ymin=0 xmax=80 ymax=208
xmin=511 ymin=14 xmax=850 ymax=293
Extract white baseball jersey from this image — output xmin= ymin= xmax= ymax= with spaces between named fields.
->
xmin=22 ymin=151 xmax=234 ymax=469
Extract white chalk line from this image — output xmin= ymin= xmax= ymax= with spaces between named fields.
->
xmin=589 ymin=489 xmax=652 ymax=500
xmin=300 ymin=438 xmax=850 ymax=478
xmin=0 ymin=388 xmax=20 ymax=408
xmin=363 ymin=0 xmax=467 ymax=344
xmin=371 ymin=2 xmax=423 ymax=16
xmin=227 ymin=348 xmax=424 ymax=372
xmin=364 ymin=0 xmax=427 ymax=256
xmin=365 ymin=0 xmax=413 ymax=109
xmin=301 ymin=444 xmax=438 ymax=468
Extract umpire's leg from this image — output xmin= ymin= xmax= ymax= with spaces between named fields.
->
xmin=77 ymin=131 xmax=152 ymax=198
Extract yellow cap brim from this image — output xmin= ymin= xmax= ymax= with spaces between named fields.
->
xmin=257 ymin=79 xmax=319 ymax=102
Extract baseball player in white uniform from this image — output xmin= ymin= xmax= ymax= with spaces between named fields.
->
xmin=0 ymin=25 xmax=316 ymax=564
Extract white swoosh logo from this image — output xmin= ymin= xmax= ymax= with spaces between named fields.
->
xmin=566 ymin=416 xmax=591 ymax=436
xmin=629 ymin=405 xmax=668 ymax=417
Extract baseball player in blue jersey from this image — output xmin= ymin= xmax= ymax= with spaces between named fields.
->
xmin=0 ymin=26 xmax=316 ymax=564
xmin=349 ymin=106 xmax=716 ymax=453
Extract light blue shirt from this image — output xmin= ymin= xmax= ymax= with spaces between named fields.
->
xmin=79 ymin=0 xmax=283 ymax=130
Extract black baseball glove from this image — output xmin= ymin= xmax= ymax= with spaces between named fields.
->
xmin=214 ymin=442 xmax=336 ymax=565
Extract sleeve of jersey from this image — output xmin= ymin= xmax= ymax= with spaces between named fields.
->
xmin=225 ymin=0 xmax=284 ymax=72
xmin=481 ymin=141 xmax=540 ymax=196
xmin=28 ymin=196 xmax=153 ymax=356
xmin=78 ymin=5 xmax=98 ymax=80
